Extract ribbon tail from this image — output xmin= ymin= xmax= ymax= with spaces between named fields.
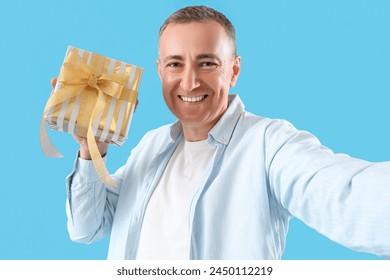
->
xmin=87 ymin=90 xmax=118 ymax=187
xmin=40 ymin=85 xmax=84 ymax=158
xmin=40 ymin=117 xmax=63 ymax=158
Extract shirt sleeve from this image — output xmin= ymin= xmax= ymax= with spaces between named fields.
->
xmin=65 ymin=152 xmax=120 ymax=244
xmin=267 ymin=120 xmax=390 ymax=258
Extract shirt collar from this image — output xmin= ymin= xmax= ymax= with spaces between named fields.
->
xmin=169 ymin=94 xmax=245 ymax=145
xmin=209 ymin=94 xmax=244 ymax=145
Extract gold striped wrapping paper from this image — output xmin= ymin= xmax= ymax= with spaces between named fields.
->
xmin=40 ymin=46 xmax=143 ymax=186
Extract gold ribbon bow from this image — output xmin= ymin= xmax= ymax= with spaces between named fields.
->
xmin=40 ymin=50 xmax=138 ymax=187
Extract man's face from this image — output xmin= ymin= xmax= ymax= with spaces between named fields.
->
xmin=157 ymin=21 xmax=241 ymax=137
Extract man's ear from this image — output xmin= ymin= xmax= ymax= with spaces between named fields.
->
xmin=230 ymin=56 xmax=241 ymax=87
xmin=156 ymin=59 xmax=163 ymax=81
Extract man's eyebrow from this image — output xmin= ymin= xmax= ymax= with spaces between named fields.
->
xmin=162 ymin=54 xmax=223 ymax=64
xmin=163 ymin=55 xmax=183 ymax=63
xmin=196 ymin=54 xmax=222 ymax=64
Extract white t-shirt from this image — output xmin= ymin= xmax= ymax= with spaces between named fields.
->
xmin=136 ymin=139 xmax=215 ymax=259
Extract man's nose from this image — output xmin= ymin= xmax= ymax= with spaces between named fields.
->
xmin=180 ymin=66 xmax=200 ymax=92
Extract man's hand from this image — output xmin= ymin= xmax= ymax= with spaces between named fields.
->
xmin=50 ymin=77 xmax=108 ymax=160
xmin=74 ymin=134 xmax=108 ymax=160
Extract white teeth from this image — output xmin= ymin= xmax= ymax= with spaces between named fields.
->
xmin=180 ymin=95 xmax=206 ymax=102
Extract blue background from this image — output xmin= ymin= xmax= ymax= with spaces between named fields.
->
xmin=0 ymin=0 xmax=388 ymax=260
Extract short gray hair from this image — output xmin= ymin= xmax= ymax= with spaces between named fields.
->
xmin=159 ymin=5 xmax=237 ymax=57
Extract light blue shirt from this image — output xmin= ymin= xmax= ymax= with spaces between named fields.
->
xmin=66 ymin=95 xmax=390 ymax=259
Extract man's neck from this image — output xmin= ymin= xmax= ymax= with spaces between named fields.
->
xmin=181 ymin=119 xmax=221 ymax=142
xmin=182 ymin=125 xmax=210 ymax=142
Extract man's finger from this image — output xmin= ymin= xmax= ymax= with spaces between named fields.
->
xmin=50 ymin=77 xmax=57 ymax=88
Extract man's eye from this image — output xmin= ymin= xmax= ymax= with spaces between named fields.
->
xmin=167 ymin=62 xmax=181 ymax=68
xmin=199 ymin=61 xmax=218 ymax=69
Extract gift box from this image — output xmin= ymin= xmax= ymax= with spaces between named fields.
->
xmin=40 ymin=46 xmax=143 ymax=186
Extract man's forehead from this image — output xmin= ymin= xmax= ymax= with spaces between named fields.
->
xmin=161 ymin=20 xmax=225 ymax=35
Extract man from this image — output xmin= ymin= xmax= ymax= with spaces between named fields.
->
xmin=62 ymin=6 xmax=390 ymax=259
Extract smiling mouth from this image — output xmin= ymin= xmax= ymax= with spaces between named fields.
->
xmin=179 ymin=95 xmax=207 ymax=103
